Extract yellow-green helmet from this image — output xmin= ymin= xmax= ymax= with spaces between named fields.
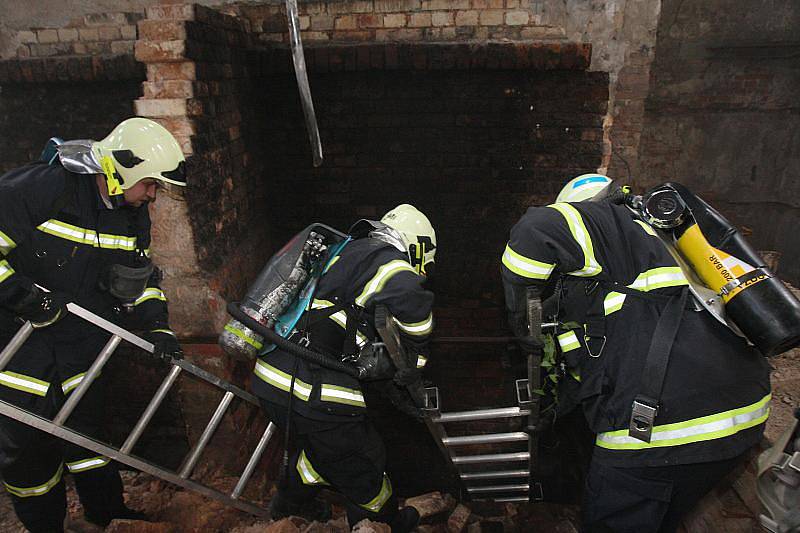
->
xmin=91 ymin=117 xmax=186 ymax=191
xmin=556 ymin=173 xmax=612 ymax=203
xmin=381 ymin=204 xmax=437 ymax=276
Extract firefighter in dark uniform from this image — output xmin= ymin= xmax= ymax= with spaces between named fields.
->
xmin=0 ymin=118 xmax=186 ymax=532
xmin=252 ymin=204 xmax=436 ymax=532
xmin=501 ymin=175 xmax=771 ymax=533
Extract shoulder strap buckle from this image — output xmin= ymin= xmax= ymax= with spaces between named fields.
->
xmin=629 ymin=396 xmax=659 ymax=443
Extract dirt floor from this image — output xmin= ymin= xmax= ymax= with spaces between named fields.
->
xmin=0 ymin=345 xmax=797 ymax=532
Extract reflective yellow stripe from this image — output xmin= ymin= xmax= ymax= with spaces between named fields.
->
xmin=635 ymin=220 xmax=658 ymax=236
xmin=0 ymin=371 xmax=50 ymax=396
xmin=297 ymin=449 xmax=329 ymax=485
xmin=361 ymin=474 xmax=392 ymax=513
xmin=224 ymin=324 xmax=263 ymax=350
xmin=312 ymin=299 xmax=368 ymax=347
xmin=0 ymin=259 xmax=13 ymax=283
xmin=355 ymin=260 xmax=416 ymax=307
xmin=4 ymin=464 xmax=63 ymax=498
xmin=66 ymin=456 xmax=110 ymax=473
xmin=395 ymin=313 xmax=433 ymax=337
xmin=416 ymin=355 xmax=428 ymax=368
xmin=501 ymin=244 xmax=555 ymax=280
xmin=324 ymin=255 xmax=340 ymax=273
xmin=596 ymin=394 xmax=771 ymax=450
xmin=135 ymin=288 xmax=166 ymax=305
xmin=0 ymin=229 xmax=15 ymax=255
xmin=547 ymin=203 xmax=602 ymax=277
xmin=37 ymin=219 xmax=137 ymax=250
xmin=62 ymin=372 xmax=88 ymax=395
xmin=604 ymin=291 xmax=626 ymax=316
xmin=569 ymin=368 xmax=582 ymax=382
xmin=629 ymin=266 xmax=688 ymax=292
xmin=556 ymin=331 xmax=580 ymax=352
xmin=320 ymin=384 xmax=366 ymax=408
xmin=254 ymin=360 xmax=312 ymax=401
xmin=151 ymin=328 xmax=175 ymax=336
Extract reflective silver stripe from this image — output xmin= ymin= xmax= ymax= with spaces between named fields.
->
xmin=254 ymin=360 xmax=312 ymax=401
xmin=604 ymin=291 xmax=626 ymax=316
xmin=0 ymin=259 xmax=13 ymax=283
xmin=0 ymin=229 xmax=15 ymax=255
xmin=37 ymin=219 xmax=136 ymax=250
xmin=4 ymin=464 xmax=63 ymax=498
xmin=361 ymin=474 xmax=392 ymax=512
xmin=0 ymin=371 xmax=50 ymax=396
xmin=62 ymin=372 xmax=87 ymax=395
xmin=556 ymin=331 xmax=580 ymax=352
xmin=629 ymin=267 xmax=688 ymax=292
xmin=297 ymin=450 xmax=328 ymax=485
xmin=547 ymin=203 xmax=602 ymax=277
xmin=320 ymin=384 xmax=366 ymax=407
xmin=135 ymin=288 xmax=166 ymax=305
xmin=501 ymin=244 xmax=555 ymax=280
xmin=596 ymin=394 xmax=771 ymax=450
xmin=355 ymin=260 xmax=416 ymax=307
xmin=416 ymin=355 xmax=428 ymax=368
xmin=395 ymin=313 xmax=433 ymax=337
xmin=66 ymin=456 xmax=110 ymax=473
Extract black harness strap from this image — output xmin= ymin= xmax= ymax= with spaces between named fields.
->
xmin=628 ymin=286 xmax=689 ymax=443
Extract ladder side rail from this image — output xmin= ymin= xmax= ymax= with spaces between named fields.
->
xmin=0 ymin=398 xmax=270 ymax=518
xmin=525 ymin=288 xmax=543 ymax=502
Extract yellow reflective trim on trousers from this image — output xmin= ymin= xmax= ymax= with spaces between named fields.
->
xmin=66 ymin=456 xmax=110 ymax=473
xmin=135 ymin=288 xmax=166 ymax=305
xmin=0 ymin=228 xmax=16 ymax=255
xmin=37 ymin=219 xmax=137 ymax=250
xmin=62 ymin=372 xmax=87 ymax=395
xmin=320 ymin=384 xmax=366 ymax=407
xmin=0 ymin=259 xmax=13 ymax=284
xmin=556 ymin=331 xmax=580 ymax=352
xmin=547 ymin=203 xmax=602 ymax=277
xmin=355 ymin=260 xmax=416 ymax=307
xmin=596 ymin=394 xmax=771 ymax=450
xmin=4 ymin=464 xmax=63 ymax=498
xmin=416 ymin=355 xmax=428 ymax=368
xmin=224 ymin=323 xmax=263 ymax=350
xmin=297 ymin=449 xmax=329 ymax=485
xmin=361 ymin=474 xmax=393 ymax=513
xmin=0 ymin=371 xmax=50 ymax=396
xmin=501 ymin=244 xmax=555 ymax=280
xmin=395 ymin=312 xmax=433 ymax=336
xmin=604 ymin=291 xmax=626 ymax=316
xmin=635 ymin=220 xmax=658 ymax=237
xmin=312 ymin=299 xmax=368 ymax=346
xmin=254 ymin=360 xmax=312 ymax=401
xmin=324 ymin=255 xmax=340 ymax=273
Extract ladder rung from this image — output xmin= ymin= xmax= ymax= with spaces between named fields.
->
xmin=460 ymin=469 xmax=529 ymax=481
xmin=467 ymin=484 xmax=529 ymax=493
xmin=453 ymin=451 xmax=530 ymax=465
xmin=121 ymin=365 xmax=183 ymax=454
xmin=179 ymin=391 xmax=234 ymax=479
xmin=434 ymin=407 xmax=531 ymax=423
xmin=443 ymin=432 xmax=528 ymax=446
xmin=231 ymin=422 xmax=277 ymax=499
xmin=476 ymin=496 xmax=530 ymax=503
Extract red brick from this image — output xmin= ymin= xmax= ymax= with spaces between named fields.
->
xmin=145 ymin=5 xmax=196 ymax=21
xmin=146 ymin=61 xmax=196 ymax=81
xmin=138 ymin=20 xmax=187 ymax=41
xmin=135 ymin=40 xmax=187 ymax=62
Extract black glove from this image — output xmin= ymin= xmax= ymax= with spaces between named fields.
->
xmin=12 ymin=286 xmax=68 ymax=328
xmin=385 ymin=382 xmax=425 ymax=420
xmin=393 ymin=367 xmax=422 ymax=387
xmin=144 ymin=329 xmax=183 ymax=362
xmin=515 ymin=334 xmax=544 ymax=353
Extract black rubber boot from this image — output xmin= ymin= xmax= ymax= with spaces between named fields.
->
xmin=269 ymin=491 xmax=332 ymax=522
xmin=85 ymin=505 xmax=148 ymax=527
xmin=390 ymin=506 xmax=420 ymax=533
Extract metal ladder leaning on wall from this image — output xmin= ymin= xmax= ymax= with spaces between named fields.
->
xmin=375 ymin=290 xmax=545 ymax=504
xmin=0 ymin=302 xmax=275 ymax=518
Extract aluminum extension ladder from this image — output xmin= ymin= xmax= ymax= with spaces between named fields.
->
xmin=375 ymin=296 xmax=546 ymax=504
xmin=0 ymin=302 xmax=275 ymax=518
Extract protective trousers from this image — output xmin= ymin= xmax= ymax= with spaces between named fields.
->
xmin=581 ymin=453 xmax=746 ymax=533
xmin=260 ymin=400 xmax=397 ymax=527
xmin=0 ymin=327 xmax=125 ymax=533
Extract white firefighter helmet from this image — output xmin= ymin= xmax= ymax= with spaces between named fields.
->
xmin=381 ymin=204 xmax=437 ymax=276
xmin=556 ymin=173 xmax=612 ymax=203
xmin=92 ymin=117 xmax=186 ymax=191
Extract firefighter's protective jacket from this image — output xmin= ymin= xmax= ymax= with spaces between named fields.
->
xmin=501 ymin=200 xmax=771 ymax=467
xmin=252 ymin=237 xmax=434 ymax=422
xmin=0 ymin=162 xmax=171 ymax=337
